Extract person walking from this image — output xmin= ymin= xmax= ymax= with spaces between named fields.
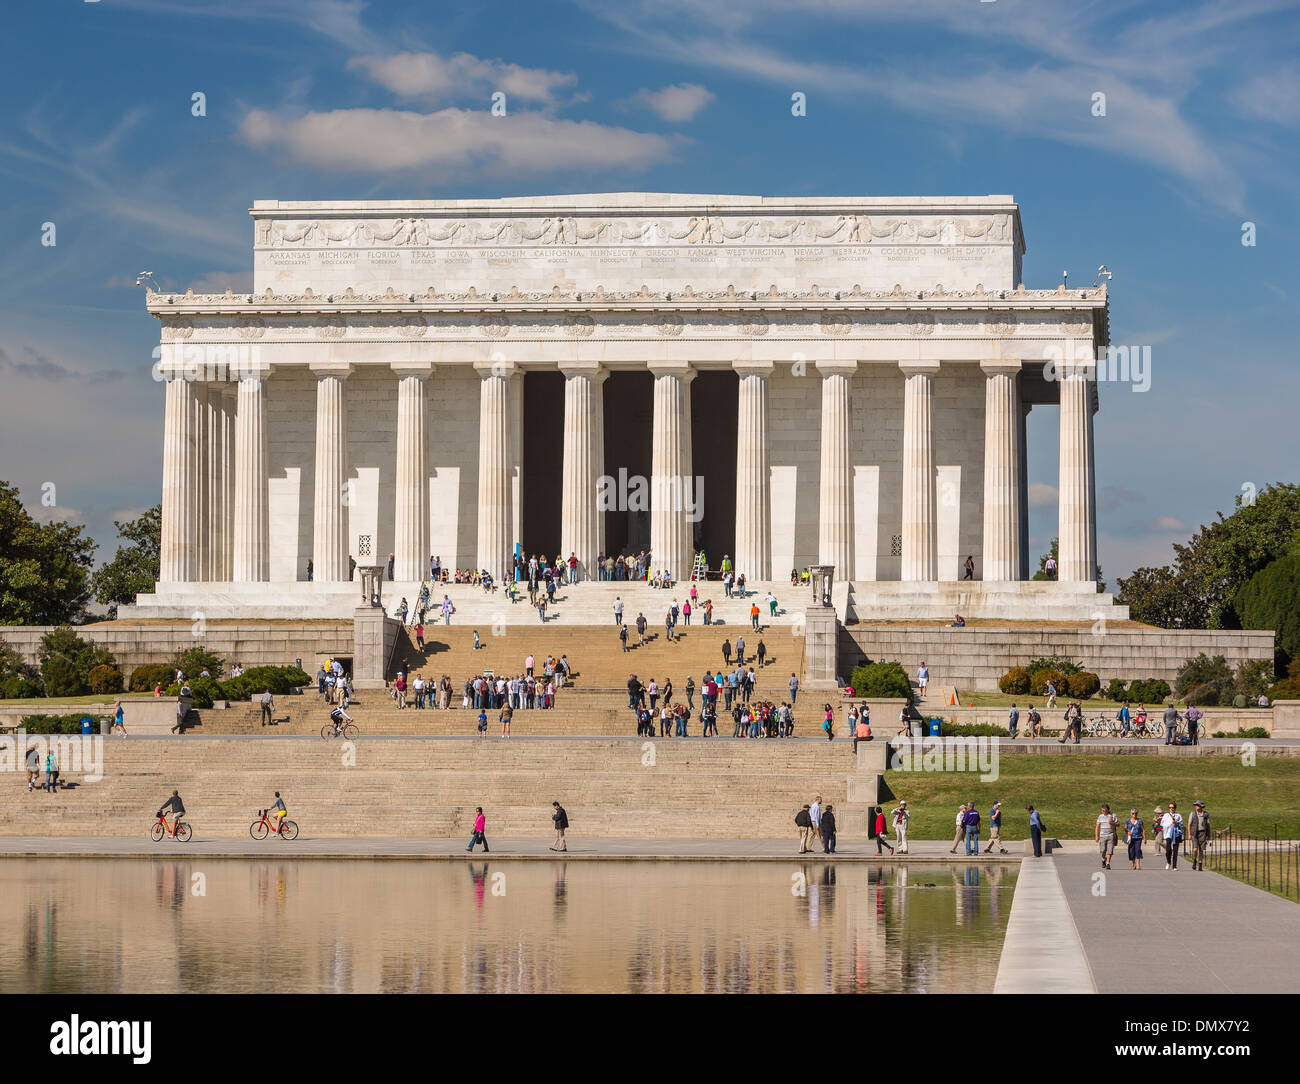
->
xmin=1185 ymin=704 xmax=1203 ymax=745
xmin=985 ymin=801 xmax=1008 ymax=853
xmin=685 ymin=675 xmax=695 ymax=711
xmin=1188 ymin=800 xmax=1210 ymax=870
xmin=963 ymin=803 xmax=980 ymax=856
xmin=756 ymin=640 xmax=766 ymax=668
xmin=1151 ymin=806 xmax=1165 ymax=862
xmin=722 ymin=639 xmax=732 ymax=668
xmin=500 ymin=703 xmax=513 ymax=739
xmin=950 ymin=803 xmax=968 ymax=854
xmin=1028 ymin=805 xmax=1045 ymax=857
xmin=821 ymin=805 xmax=838 ymax=854
xmin=1045 ymin=680 xmax=1057 ymax=710
xmin=916 ymin=661 xmax=929 ymax=701
xmin=1095 ymin=803 xmax=1118 ymax=870
xmin=1161 ymin=801 xmax=1184 ymax=869
xmin=550 ymin=801 xmax=569 ymax=852
xmin=788 ymin=673 xmax=799 ymax=704
xmin=636 ymin=612 xmax=647 ymax=645
xmin=466 ymin=807 xmax=489 ymax=853
xmin=734 ymin=635 xmax=746 ymax=666
xmin=1124 ymin=808 xmax=1144 ymax=870
xmin=809 ymin=795 xmax=823 ymax=850
xmin=750 ymin=602 xmax=761 ymax=631
xmin=892 ymin=800 xmax=910 ymax=854
xmin=44 ymin=750 xmax=59 ymax=793
xmin=1007 ymin=704 xmax=1019 ymax=739
xmin=614 ymin=596 xmax=624 ymax=626
xmin=619 ymin=622 xmax=629 ymax=652
xmin=795 ymin=804 xmax=814 ymax=854
xmin=25 ymin=744 xmax=40 ymax=791
xmin=112 ymin=699 xmax=127 ymax=738
xmin=874 ymin=807 xmax=895 ymax=855
xmin=260 ymin=689 xmax=275 ymax=727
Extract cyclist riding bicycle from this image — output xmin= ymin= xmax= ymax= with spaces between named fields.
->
xmin=269 ymin=791 xmax=288 ymax=832
xmin=157 ymin=789 xmax=185 ymax=834
xmin=329 ymin=705 xmax=354 ymax=736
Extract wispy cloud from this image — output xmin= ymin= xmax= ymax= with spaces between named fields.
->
xmin=0 ymin=345 xmax=128 ymax=385
xmin=622 ymin=83 xmax=715 ymax=122
xmin=349 ymin=52 xmax=578 ymax=107
xmin=239 ymin=107 xmax=676 ymax=175
xmin=1140 ymin=514 xmax=1190 ymax=532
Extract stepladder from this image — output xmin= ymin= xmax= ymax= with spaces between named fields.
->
xmin=691 ymin=553 xmax=707 ymax=581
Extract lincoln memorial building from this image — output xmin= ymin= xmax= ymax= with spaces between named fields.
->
xmin=133 ymin=193 xmax=1124 ymax=621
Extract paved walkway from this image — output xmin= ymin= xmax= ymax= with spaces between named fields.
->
xmin=1054 ymin=850 xmax=1300 ymax=993
xmin=0 ymin=836 xmax=1024 ymax=862
xmin=994 ymin=853 xmax=1095 ymax=993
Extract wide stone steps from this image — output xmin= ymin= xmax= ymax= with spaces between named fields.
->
xmin=9 ymin=738 xmax=858 ymax=838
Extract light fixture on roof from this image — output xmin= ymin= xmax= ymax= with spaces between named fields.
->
xmin=135 ymin=271 xmax=160 ymax=293
xmin=1093 ymin=265 xmax=1113 ymax=287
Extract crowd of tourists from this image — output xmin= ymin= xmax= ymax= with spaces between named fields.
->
xmin=388 ymin=652 xmax=571 ymax=711
xmin=625 ymin=669 xmax=799 ymax=738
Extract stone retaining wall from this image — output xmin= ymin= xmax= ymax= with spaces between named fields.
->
xmin=840 ymin=625 xmax=1275 ymax=691
xmin=0 ymin=622 xmax=354 ymax=679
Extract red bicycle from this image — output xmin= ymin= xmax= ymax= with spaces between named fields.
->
xmin=250 ymin=808 xmax=299 ymax=840
xmin=150 ymin=812 xmax=192 ymax=842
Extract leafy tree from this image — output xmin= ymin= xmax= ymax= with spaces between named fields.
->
xmin=1174 ymin=653 xmax=1234 ymax=701
xmin=36 ymin=626 xmax=115 ymax=697
xmin=1233 ymin=550 xmax=1300 ymax=664
xmin=91 ymin=506 xmax=161 ymax=609
xmin=173 ymin=646 xmax=224 ymax=680
xmin=0 ymin=481 xmax=96 ymax=625
xmin=1119 ymin=483 xmax=1300 ymax=630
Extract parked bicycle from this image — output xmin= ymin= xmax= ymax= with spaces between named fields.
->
xmin=1081 ymin=713 xmax=1116 ymax=738
xmin=150 ymin=812 xmax=192 ymax=842
xmin=250 ymin=808 xmax=299 ymax=840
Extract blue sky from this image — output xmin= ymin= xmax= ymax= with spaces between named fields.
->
xmin=2 ymin=0 xmax=1298 ymax=582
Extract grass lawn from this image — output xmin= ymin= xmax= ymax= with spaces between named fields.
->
xmin=0 ymin=694 xmax=130 ymax=708
xmin=881 ymin=755 xmax=1300 ymax=839
xmin=1205 ymin=853 xmax=1300 ymax=903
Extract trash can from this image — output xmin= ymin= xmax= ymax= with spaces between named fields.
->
xmin=80 ymin=717 xmax=94 ymax=735
xmin=909 ymin=716 xmax=924 ymax=737
xmin=928 ymin=719 xmax=942 ymax=737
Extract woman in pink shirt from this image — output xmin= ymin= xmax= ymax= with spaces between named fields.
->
xmin=466 ymin=807 xmax=489 ymax=852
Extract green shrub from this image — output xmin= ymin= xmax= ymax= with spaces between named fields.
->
xmin=1266 ymin=680 xmax=1300 ymax=702
xmin=19 ymin=713 xmax=109 ymax=734
xmin=217 ymin=675 xmax=255 ymax=702
xmin=1128 ymin=678 xmax=1172 ymax=703
xmin=1025 ymin=656 xmax=1081 ymax=677
xmin=1212 ymin=727 xmax=1270 ymax=739
xmin=998 ymin=667 xmax=1030 ymax=695
xmin=128 ymin=663 xmax=175 ymax=693
xmin=1103 ymin=678 xmax=1128 ymax=701
xmin=165 ymin=680 xmax=215 ymax=709
xmin=87 ymin=664 xmax=123 ymax=695
xmin=1184 ymin=682 xmax=1220 ymax=707
xmin=172 ymin=647 xmax=225 ymax=680
xmin=1067 ymin=671 xmax=1101 ymax=699
xmin=848 ymin=661 xmax=913 ymax=704
xmin=1233 ymin=659 xmax=1274 ymax=701
xmin=1175 ymin=653 xmax=1234 ymax=702
xmin=941 ymin=722 xmax=1009 ymax=737
xmin=1030 ymin=669 xmax=1068 ymax=697
xmin=0 ymin=675 xmax=43 ymax=699
xmin=240 ymin=665 xmax=311 ymax=695
xmin=41 ymin=654 xmax=85 ymax=697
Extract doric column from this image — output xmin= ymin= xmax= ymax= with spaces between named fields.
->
xmin=980 ymin=361 xmax=1023 ymax=580
xmin=191 ymin=382 xmax=210 ymax=580
xmin=160 ymin=372 xmax=197 ymax=582
xmin=232 ymin=367 xmax=270 ymax=583
xmin=204 ymin=384 xmax=227 ymax=582
xmin=1058 ymin=360 xmax=1097 ymax=581
xmin=475 ymin=360 xmax=514 ymax=582
xmin=392 ymin=362 xmax=431 ymax=582
xmin=313 ymin=363 xmax=353 ymax=581
xmin=560 ymin=362 xmax=606 ymax=580
xmin=649 ymin=361 xmax=695 ymax=582
xmin=735 ymin=360 xmax=774 ymax=580
xmin=816 ymin=361 xmax=856 ymax=579
xmin=1018 ymin=402 xmax=1030 ymax=580
xmin=900 ymin=361 xmax=939 ymax=581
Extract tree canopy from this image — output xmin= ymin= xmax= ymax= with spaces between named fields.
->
xmin=0 ymin=481 xmax=96 ymax=625
xmin=1117 ymin=483 xmax=1300 ymax=632
xmin=91 ymin=505 xmax=161 ymax=608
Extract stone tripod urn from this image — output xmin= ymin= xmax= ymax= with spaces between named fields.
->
xmin=809 ymin=565 xmax=835 ymax=608
xmin=357 ymin=566 xmax=385 ymax=609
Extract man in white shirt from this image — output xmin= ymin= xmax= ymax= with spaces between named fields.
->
xmin=892 ymin=800 xmax=910 ymax=853
xmin=809 ymin=795 xmax=823 ymax=849
xmin=916 ymin=662 xmax=929 ymax=700
xmin=614 ymin=596 xmax=624 ymax=626
xmin=1160 ymin=801 xmax=1185 ymax=870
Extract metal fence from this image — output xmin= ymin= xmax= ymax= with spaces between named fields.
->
xmin=1204 ymin=825 xmax=1300 ymax=901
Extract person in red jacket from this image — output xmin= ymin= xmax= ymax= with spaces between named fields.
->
xmin=874 ymin=807 xmax=895 ymax=855
xmin=466 ymin=807 xmax=489 ymax=852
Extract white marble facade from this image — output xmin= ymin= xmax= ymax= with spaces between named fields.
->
xmin=143 ymin=193 xmax=1108 ymax=612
